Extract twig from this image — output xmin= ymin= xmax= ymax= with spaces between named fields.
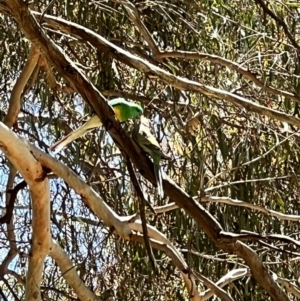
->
xmin=207 ymin=131 xmax=299 ymax=186
xmin=49 ymin=240 xmax=99 ymax=301
xmin=39 ymin=0 xmax=56 ymax=25
xmin=277 ymin=278 xmax=300 ymax=298
xmin=199 ymin=195 xmax=300 ymax=222
xmin=205 ymin=175 xmax=294 ymax=192
xmin=259 ymin=240 xmax=300 ymax=257
xmin=40 ymin=57 xmax=75 ymax=94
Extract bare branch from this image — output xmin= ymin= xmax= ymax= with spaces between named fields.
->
xmin=193 ymin=270 xmax=235 ymax=301
xmin=7 ymin=269 xmax=25 ymax=285
xmin=200 ymin=196 xmax=300 ymax=222
xmin=0 ymin=122 xmax=51 ymax=301
xmin=234 ymin=241 xmax=289 ymax=301
xmin=254 ymin=0 xmax=300 ymax=52
xmin=121 ymin=0 xmax=160 ymax=56
xmin=156 ymin=51 xmax=300 ymax=103
xmin=202 ymin=269 xmax=249 ymax=300
xmin=40 ymin=57 xmax=75 ymax=94
xmin=4 ymin=46 xmax=40 ymax=128
xmin=0 ymin=180 xmax=27 ymax=224
xmin=33 ymin=12 xmax=300 ymax=129
xmin=132 ymin=233 xmax=200 ymax=300
xmin=129 ymin=219 xmax=187 ymax=266
xmin=28 ymin=144 xmax=132 ymax=239
xmin=131 ymin=193 xmax=300 ymax=223
xmin=278 ymin=278 xmax=300 ymax=298
xmin=49 ymin=240 xmax=98 ymax=301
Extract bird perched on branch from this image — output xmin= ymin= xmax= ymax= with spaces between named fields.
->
xmin=50 ymin=97 xmax=143 ymax=153
xmin=132 ymin=116 xmax=170 ymax=197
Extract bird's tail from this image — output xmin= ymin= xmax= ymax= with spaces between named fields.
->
xmin=154 ymin=163 xmax=164 ymax=198
xmin=49 ymin=115 xmax=102 ymax=154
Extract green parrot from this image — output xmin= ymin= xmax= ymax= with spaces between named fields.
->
xmin=50 ymin=97 xmax=143 ymax=153
xmin=132 ymin=116 xmax=169 ymax=197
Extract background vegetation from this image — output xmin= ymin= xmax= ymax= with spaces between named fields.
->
xmin=1 ymin=0 xmax=300 ymax=300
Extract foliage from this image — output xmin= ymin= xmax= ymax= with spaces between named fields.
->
xmin=1 ymin=0 xmax=300 ymax=300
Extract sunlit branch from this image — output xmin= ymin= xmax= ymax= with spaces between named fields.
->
xmin=199 ymin=195 xmax=300 ymax=222
xmin=28 ymin=144 xmax=132 ymax=239
xmin=121 ymin=0 xmax=160 ymax=57
xmin=49 ymin=240 xmax=99 ymax=301
xmin=156 ymin=51 xmax=300 ymax=104
xmin=193 ymin=270 xmax=235 ymax=301
xmin=31 ymin=11 xmax=300 ymax=129
xmin=0 ymin=122 xmax=51 ymax=301
xmin=4 ymin=46 xmax=40 ymax=128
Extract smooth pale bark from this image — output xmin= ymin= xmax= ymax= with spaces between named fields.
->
xmin=4 ymin=46 xmax=40 ymax=128
xmin=0 ymin=123 xmax=51 ymax=301
xmin=29 ymin=145 xmax=132 ymax=239
xmin=50 ymin=240 xmax=99 ymax=301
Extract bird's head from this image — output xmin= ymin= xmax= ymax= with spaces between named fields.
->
xmin=130 ymin=103 xmax=144 ymax=118
xmin=110 ymin=98 xmax=143 ymax=122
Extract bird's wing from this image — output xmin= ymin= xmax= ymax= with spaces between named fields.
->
xmin=133 ymin=117 xmax=168 ymax=158
xmin=132 ymin=117 xmax=167 ymax=197
xmin=50 ymin=115 xmax=102 ymax=154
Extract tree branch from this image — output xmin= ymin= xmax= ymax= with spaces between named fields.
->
xmin=132 ymin=233 xmax=200 ymax=300
xmin=33 ymin=12 xmax=300 ymax=129
xmin=193 ymin=270 xmax=235 ymax=301
xmin=121 ymin=0 xmax=160 ymax=57
xmin=0 ymin=122 xmax=51 ymax=301
xmin=156 ymin=50 xmax=300 ymax=103
xmin=4 ymin=46 xmax=40 ymax=128
xmin=49 ymin=240 xmax=99 ymax=301
xmin=28 ymin=143 xmax=132 ymax=239
xmin=234 ymin=241 xmax=288 ymax=301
